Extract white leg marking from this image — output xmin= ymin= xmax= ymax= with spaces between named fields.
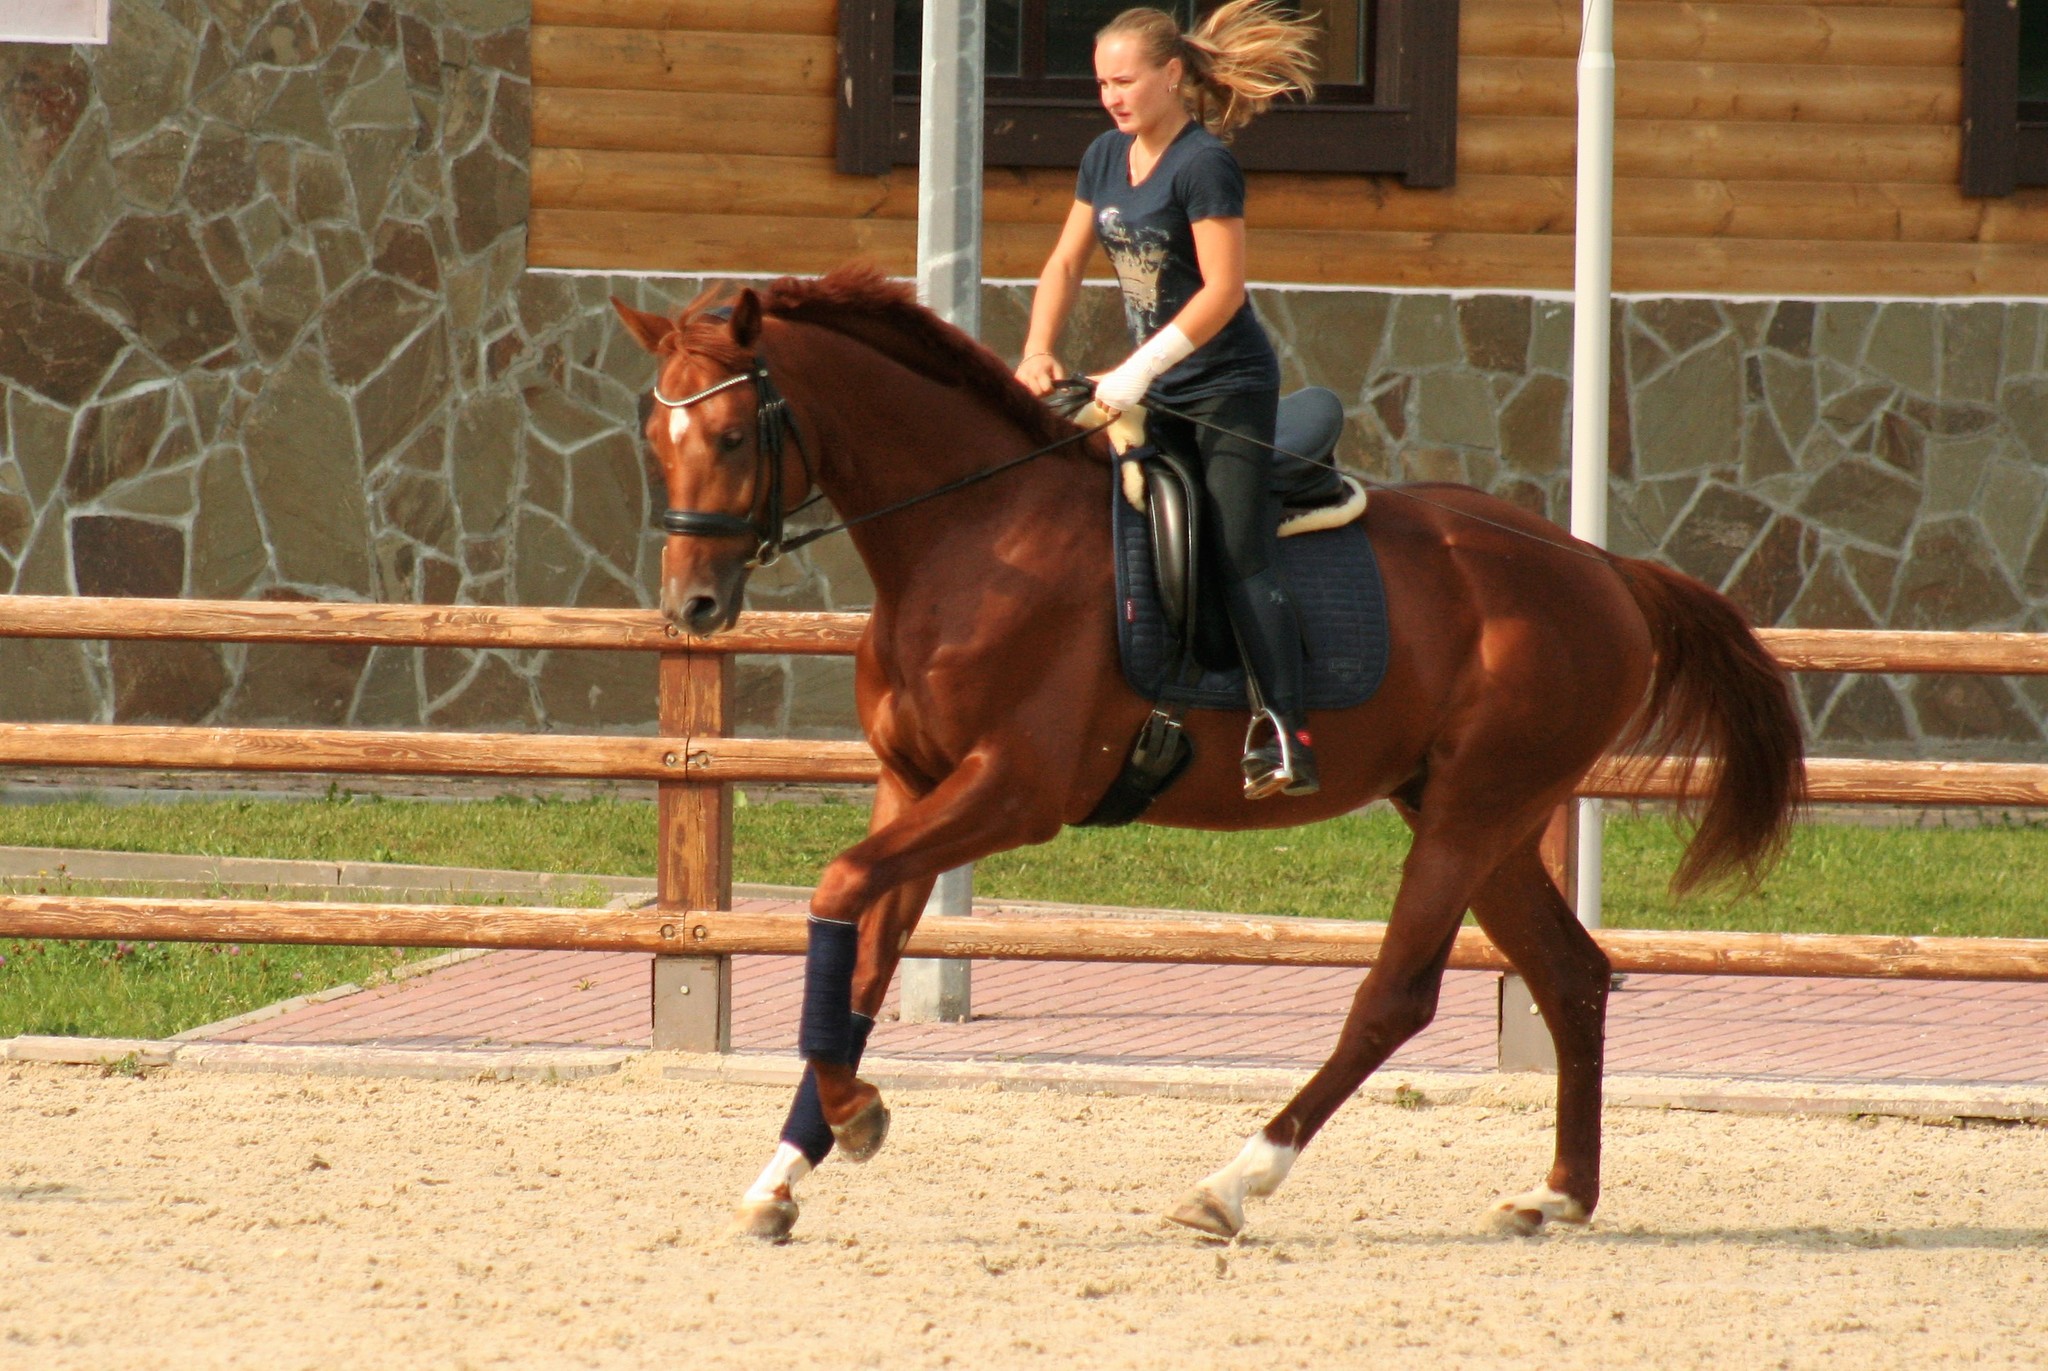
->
xmin=743 ymin=1142 xmax=812 ymax=1205
xmin=1169 ymin=1132 xmax=1297 ymax=1237
xmin=1485 ymin=1183 xmax=1587 ymax=1236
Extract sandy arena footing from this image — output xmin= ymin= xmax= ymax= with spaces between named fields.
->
xmin=3 ymin=1061 xmax=2046 ymax=1369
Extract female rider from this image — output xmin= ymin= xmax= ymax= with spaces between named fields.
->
xmin=1014 ymin=2 xmax=1320 ymax=799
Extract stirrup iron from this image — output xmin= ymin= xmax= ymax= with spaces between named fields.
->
xmin=1241 ymin=707 xmax=1301 ymax=800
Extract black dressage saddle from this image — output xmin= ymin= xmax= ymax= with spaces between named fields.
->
xmin=1047 ymin=381 xmax=1388 ymax=826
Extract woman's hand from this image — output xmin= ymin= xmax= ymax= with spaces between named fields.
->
xmin=1015 ymin=351 xmax=1067 ymax=396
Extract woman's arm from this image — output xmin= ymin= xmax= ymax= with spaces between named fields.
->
xmin=1175 ymin=215 xmax=1249 ymax=348
xmin=1016 ymin=199 xmax=1099 ymax=395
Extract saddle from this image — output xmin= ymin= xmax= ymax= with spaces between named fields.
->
xmin=1052 ymin=385 xmax=1390 ymax=827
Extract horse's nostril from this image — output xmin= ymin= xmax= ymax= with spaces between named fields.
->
xmin=683 ymin=595 xmax=721 ymax=631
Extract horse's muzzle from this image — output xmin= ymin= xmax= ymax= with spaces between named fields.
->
xmin=663 ymin=563 xmax=747 ymax=636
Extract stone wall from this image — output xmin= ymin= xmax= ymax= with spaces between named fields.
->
xmin=3 ymin=3 xmax=2046 ymax=762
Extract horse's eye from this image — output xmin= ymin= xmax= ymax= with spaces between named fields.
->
xmin=718 ymin=427 xmax=747 ymax=452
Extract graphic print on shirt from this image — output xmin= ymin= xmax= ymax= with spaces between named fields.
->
xmin=1097 ymin=207 xmax=1172 ymax=337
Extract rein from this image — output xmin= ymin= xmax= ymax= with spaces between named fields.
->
xmin=653 ymin=358 xmax=1109 ymax=565
xmin=654 ymin=354 xmax=1602 ymax=569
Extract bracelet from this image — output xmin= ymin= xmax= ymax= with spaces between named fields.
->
xmin=1021 ymin=351 xmax=1057 ymax=366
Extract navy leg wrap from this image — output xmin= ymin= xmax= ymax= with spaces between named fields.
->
xmin=780 ymin=1014 xmax=875 ymax=1164
xmin=798 ymin=917 xmax=861 ymax=1061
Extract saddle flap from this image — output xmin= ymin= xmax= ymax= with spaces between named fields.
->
xmin=1141 ymin=453 xmax=1198 ymax=651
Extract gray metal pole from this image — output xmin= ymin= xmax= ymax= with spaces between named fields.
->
xmin=914 ymin=0 xmax=984 ymax=332
xmin=900 ymin=0 xmax=983 ymax=1024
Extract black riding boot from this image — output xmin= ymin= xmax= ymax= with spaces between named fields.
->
xmin=1227 ymin=568 xmax=1318 ymax=799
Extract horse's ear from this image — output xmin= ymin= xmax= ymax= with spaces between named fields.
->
xmin=728 ymin=288 xmax=763 ymax=347
xmin=611 ymin=297 xmax=675 ymax=354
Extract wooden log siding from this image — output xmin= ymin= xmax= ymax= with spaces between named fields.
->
xmin=5 ymin=895 xmax=2048 ymax=981
xmin=528 ymin=0 xmax=2048 ymax=296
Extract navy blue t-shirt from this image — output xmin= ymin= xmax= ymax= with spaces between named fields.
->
xmin=1075 ymin=123 xmax=1280 ymax=405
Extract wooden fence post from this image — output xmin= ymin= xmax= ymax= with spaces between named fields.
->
xmin=651 ymin=618 xmax=734 ymax=1053
xmin=1498 ymin=805 xmax=1576 ymax=1073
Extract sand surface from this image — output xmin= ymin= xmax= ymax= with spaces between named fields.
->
xmin=3 ymin=1060 xmax=2046 ymax=1369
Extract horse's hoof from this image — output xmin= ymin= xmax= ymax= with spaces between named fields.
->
xmin=1483 ymin=1185 xmax=1588 ymax=1237
xmin=1164 ymin=1185 xmax=1242 ymax=1239
xmin=730 ymin=1197 xmax=799 ymax=1242
xmin=831 ymin=1097 xmax=891 ymax=1163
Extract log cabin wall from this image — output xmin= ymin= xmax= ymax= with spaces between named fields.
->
xmin=529 ymin=0 xmax=2048 ymax=296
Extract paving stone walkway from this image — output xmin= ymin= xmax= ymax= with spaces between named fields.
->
xmin=194 ymin=897 xmax=2048 ymax=1088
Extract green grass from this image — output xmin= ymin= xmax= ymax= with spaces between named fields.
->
xmin=4 ymin=792 xmax=2047 ymax=1038
xmin=0 ymin=934 xmax=425 ymax=1041
xmin=0 ymin=869 xmax=613 ymax=1040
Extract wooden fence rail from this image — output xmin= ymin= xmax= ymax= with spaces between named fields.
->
xmin=6 ymin=725 xmax=2048 ymax=806
xmin=4 ymin=593 xmax=2048 ymax=1061
xmin=6 ymin=894 xmax=2046 ymax=983
xmin=4 ymin=598 xmax=2048 ymax=673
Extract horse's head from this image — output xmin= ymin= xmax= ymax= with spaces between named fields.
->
xmin=612 ymin=289 xmax=809 ymax=635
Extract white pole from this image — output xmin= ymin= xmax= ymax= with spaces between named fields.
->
xmin=901 ymin=0 xmax=983 ymax=1021
xmin=1569 ymin=0 xmax=1615 ymax=930
xmin=915 ymin=0 xmax=984 ymax=331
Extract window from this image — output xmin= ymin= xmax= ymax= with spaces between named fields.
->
xmin=838 ymin=1 xmax=1458 ymax=185
xmin=1963 ymin=0 xmax=2048 ymax=194
xmin=0 ymin=0 xmax=108 ymax=44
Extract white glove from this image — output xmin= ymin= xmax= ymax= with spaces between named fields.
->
xmin=1093 ymin=324 xmax=1194 ymax=413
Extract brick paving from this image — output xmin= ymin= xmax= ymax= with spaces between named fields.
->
xmin=194 ymin=896 xmax=2048 ymax=1088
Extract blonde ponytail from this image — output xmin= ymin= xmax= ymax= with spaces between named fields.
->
xmin=1098 ymin=3 xmax=1319 ymax=140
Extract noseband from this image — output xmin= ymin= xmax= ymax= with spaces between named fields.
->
xmin=651 ymin=359 xmax=813 ymax=568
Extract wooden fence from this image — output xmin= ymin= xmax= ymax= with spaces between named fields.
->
xmin=2 ymin=593 xmax=2048 ymax=1056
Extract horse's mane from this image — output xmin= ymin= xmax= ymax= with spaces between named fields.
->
xmin=675 ymin=266 xmax=1081 ymax=449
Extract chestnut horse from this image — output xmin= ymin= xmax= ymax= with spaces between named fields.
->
xmin=612 ymin=266 xmax=1803 ymax=1243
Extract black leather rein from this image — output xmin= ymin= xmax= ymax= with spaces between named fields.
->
xmin=652 ymin=359 xmax=1108 ymax=566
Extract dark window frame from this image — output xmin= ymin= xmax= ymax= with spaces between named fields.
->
xmin=837 ymin=0 xmax=1458 ymax=186
xmin=1963 ymin=0 xmax=2048 ymax=194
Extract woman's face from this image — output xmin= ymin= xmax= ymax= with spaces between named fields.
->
xmin=1095 ymin=35 xmax=1184 ymax=138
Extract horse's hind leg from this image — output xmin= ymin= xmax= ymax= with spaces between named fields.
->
xmin=1465 ymin=839 xmax=1611 ymax=1233
xmin=1166 ymin=807 xmax=1497 ymax=1238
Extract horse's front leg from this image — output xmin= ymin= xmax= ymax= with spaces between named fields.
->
xmin=733 ymin=751 xmax=1060 ymax=1239
xmin=732 ymin=876 xmax=930 ymax=1240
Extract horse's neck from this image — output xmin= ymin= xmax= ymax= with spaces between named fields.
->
xmin=771 ymin=323 xmax=1102 ymax=591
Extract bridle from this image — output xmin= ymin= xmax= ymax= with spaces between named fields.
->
xmin=651 ymin=359 xmax=817 ymax=568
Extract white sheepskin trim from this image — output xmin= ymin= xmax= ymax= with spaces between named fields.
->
xmin=1278 ymin=475 xmax=1368 ymax=538
xmin=1077 ymin=399 xmax=1149 ymax=455
xmin=1121 ymin=459 xmax=1147 ymax=513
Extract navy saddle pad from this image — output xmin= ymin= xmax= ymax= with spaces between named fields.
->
xmin=1110 ymin=481 xmax=1391 ymax=712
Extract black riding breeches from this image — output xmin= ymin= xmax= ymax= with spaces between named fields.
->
xmin=1147 ymin=388 xmax=1281 ymax=586
xmin=1147 ymin=388 xmax=1307 ymax=722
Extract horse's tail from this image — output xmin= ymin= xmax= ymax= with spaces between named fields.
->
xmin=1610 ymin=556 xmax=1806 ymax=895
